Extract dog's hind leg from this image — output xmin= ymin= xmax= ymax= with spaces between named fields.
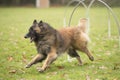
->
xmin=38 ymin=47 xmax=57 ymax=72
xmin=67 ymin=48 xmax=83 ymax=65
xmin=80 ymin=47 xmax=94 ymax=61
xmin=25 ymin=54 xmax=46 ymax=68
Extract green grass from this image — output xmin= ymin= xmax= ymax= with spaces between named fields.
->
xmin=0 ymin=7 xmax=120 ymax=80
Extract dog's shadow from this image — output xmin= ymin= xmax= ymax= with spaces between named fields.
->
xmin=40 ymin=62 xmax=94 ymax=74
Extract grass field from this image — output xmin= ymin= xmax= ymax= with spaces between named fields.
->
xmin=0 ymin=7 xmax=120 ymax=80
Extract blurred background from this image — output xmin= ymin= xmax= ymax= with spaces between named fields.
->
xmin=0 ymin=0 xmax=120 ymax=80
xmin=0 ymin=0 xmax=120 ymax=7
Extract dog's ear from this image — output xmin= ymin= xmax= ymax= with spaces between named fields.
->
xmin=39 ymin=20 xmax=47 ymax=31
xmin=39 ymin=20 xmax=43 ymax=23
xmin=38 ymin=20 xmax=43 ymax=26
xmin=33 ymin=20 xmax=37 ymax=24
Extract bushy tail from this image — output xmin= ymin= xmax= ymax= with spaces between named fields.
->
xmin=77 ymin=18 xmax=90 ymax=42
xmin=78 ymin=18 xmax=88 ymax=33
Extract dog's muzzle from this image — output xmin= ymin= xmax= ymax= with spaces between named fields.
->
xmin=24 ymin=35 xmax=28 ymax=38
xmin=24 ymin=33 xmax=30 ymax=38
xmin=24 ymin=33 xmax=35 ymax=43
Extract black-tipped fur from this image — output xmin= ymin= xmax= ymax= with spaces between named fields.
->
xmin=24 ymin=20 xmax=94 ymax=72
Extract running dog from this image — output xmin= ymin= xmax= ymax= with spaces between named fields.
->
xmin=24 ymin=19 xmax=94 ymax=72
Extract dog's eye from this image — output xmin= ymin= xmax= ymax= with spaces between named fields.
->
xmin=28 ymin=27 xmax=33 ymax=33
xmin=29 ymin=27 xmax=33 ymax=30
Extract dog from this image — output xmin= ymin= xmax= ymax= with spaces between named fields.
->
xmin=24 ymin=19 xmax=94 ymax=72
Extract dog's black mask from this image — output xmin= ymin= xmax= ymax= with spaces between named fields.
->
xmin=24 ymin=20 xmax=40 ymax=42
xmin=24 ymin=26 xmax=36 ymax=42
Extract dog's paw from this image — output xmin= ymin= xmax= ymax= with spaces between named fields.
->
xmin=38 ymin=68 xmax=45 ymax=73
xmin=89 ymin=56 xmax=94 ymax=61
xmin=78 ymin=63 xmax=83 ymax=66
xmin=25 ymin=64 xmax=31 ymax=68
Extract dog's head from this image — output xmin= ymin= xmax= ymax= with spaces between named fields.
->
xmin=24 ymin=20 xmax=48 ymax=42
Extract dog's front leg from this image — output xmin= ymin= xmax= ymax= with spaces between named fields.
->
xmin=38 ymin=47 xmax=57 ymax=72
xmin=25 ymin=54 xmax=45 ymax=68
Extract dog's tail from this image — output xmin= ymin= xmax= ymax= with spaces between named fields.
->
xmin=77 ymin=18 xmax=90 ymax=42
xmin=77 ymin=18 xmax=89 ymax=33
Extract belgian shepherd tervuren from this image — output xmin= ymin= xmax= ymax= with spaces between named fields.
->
xmin=24 ymin=19 xmax=94 ymax=72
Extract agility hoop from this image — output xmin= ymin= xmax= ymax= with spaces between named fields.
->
xmin=63 ymin=0 xmax=120 ymax=62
